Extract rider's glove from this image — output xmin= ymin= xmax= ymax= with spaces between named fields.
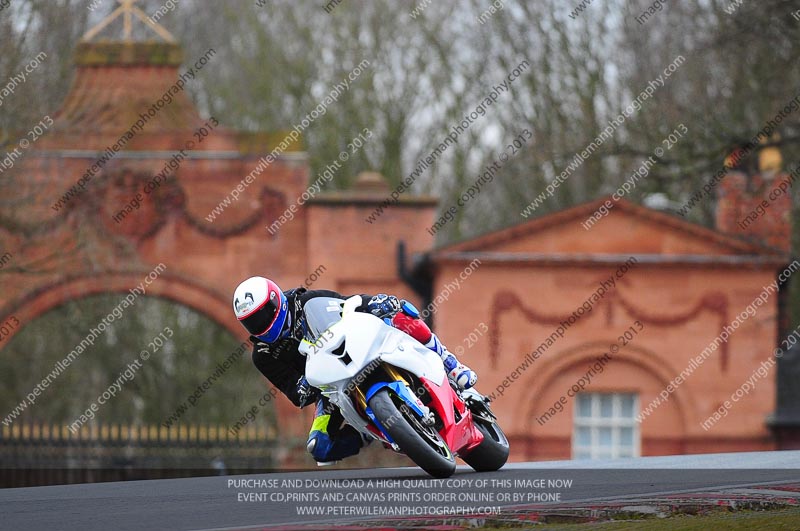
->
xmin=368 ymin=294 xmax=401 ymax=319
xmin=295 ymin=376 xmax=316 ymax=408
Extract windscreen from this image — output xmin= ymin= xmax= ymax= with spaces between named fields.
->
xmin=302 ymin=297 xmax=344 ymax=340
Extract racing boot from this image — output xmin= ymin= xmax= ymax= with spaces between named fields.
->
xmin=306 ymin=399 xmax=366 ymax=465
xmin=424 ymin=333 xmax=477 ymax=390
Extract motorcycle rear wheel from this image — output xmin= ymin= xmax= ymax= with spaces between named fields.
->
xmin=461 ymin=418 xmax=509 ymax=472
xmin=368 ymin=388 xmax=456 ymax=478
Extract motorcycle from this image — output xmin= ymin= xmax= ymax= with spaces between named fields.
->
xmin=299 ymin=296 xmax=509 ymax=478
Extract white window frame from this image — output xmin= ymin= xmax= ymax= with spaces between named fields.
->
xmin=572 ymin=392 xmax=640 ymax=460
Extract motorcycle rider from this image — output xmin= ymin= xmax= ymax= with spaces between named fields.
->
xmin=232 ymin=276 xmax=477 ymax=463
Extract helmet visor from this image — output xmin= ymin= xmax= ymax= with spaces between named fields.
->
xmin=240 ymin=296 xmax=281 ymax=337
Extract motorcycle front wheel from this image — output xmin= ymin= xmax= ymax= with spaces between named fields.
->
xmin=368 ymin=388 xmax=456 ymax=478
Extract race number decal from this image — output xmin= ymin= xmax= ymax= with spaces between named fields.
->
xmin=331 ymin=340 xmax=352 ymax=366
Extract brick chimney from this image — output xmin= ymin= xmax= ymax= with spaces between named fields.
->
xmin=715 ymin=145 xmax=794 ymax=252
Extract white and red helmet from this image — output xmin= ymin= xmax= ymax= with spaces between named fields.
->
xmin=232 ymin=277 xmax=289 ymax=342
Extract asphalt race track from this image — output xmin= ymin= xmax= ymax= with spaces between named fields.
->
xmin=2 ymin=451 xmax=799 ymax=531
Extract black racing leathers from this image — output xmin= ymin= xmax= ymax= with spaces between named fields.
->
xmin=250 ymin=288 xmax=370 ymax=407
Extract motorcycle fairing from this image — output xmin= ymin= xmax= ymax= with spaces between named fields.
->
xmin=420 ymin=376 xmax=484 ymax=454
xmin=302 ymin=312 xmax=446 ymax=388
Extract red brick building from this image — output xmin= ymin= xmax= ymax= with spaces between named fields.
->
xmin=0 ymin=35 xmax=437 ymax=439
xmin=422 ymin=196 xmax=792 ymax=460
xmin=1 ymin=29 xmax=795 ymax=460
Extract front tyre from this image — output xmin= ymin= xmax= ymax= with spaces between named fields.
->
xmin=368 ymin=388 xmax=456 ymax=478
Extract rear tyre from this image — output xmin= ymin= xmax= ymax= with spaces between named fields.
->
xmin=368 ymin=388 xmax=456 ymax=478
xmin=461 ymin=419 xmax=509 ymax=472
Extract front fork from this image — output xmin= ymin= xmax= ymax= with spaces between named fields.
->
xmin=363 ymin=364 xmax=436 ymax=443
xmin=360 ymin=364 xmax=483 ymax=453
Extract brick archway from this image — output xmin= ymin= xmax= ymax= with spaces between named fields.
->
xmin=518 ymin=341 xmax=692 ymax=459
xmin=0 ymin=37 xmax=434 ymax=453
xmin=0 ymin=271 xmax=310 ymax=438
xmin=1 ymin=272 xmax=242 ymax=346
